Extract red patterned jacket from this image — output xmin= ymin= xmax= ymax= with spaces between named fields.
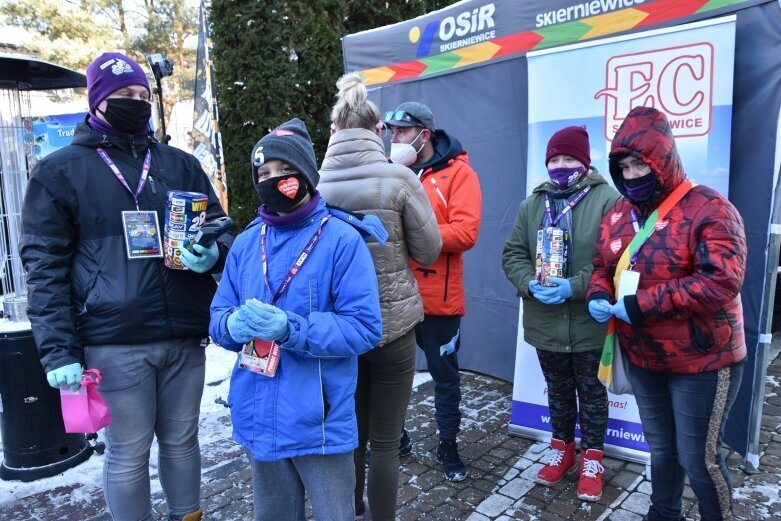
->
xmin=587 ymin=107 xmax=747 ymax=374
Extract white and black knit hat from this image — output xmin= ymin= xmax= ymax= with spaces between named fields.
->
xmin=251 ymin=118 xmax=319 ymax=192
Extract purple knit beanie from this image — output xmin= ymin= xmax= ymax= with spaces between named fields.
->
xmin=86 ymin=52 xmax=151 ymax=111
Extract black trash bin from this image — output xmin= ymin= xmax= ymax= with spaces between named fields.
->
xmin=0 ymin=327 xmax=92 ymax=481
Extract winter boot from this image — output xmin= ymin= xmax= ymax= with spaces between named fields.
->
xmin=577 ymin=448 xmax=605 ymax=501
xmin=399 ymin=429 xmax=413 ymax=457
xmin=170 ymin=508 xmax=203 ymax=521
xmin=535 ymin=438 xmax=576 ymax=485
xmin=436 ymin=439 xmax=467 ymax=481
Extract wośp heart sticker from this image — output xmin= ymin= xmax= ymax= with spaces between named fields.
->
xmin=277 ymin=177 xmax=300 ymax=199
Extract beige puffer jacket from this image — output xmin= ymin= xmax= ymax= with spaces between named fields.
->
xmin=319 ymin=128 xmax=442 ymax=346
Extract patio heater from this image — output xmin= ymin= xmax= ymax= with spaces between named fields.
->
xmin=0 ymin=54 xmax=92 ymax=481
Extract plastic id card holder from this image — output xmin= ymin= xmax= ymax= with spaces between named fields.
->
xmin=240 ymin=339 xmax=281 ymax=377
xmin=617 ymin=269 xmax=640 ymax=299
xmin=122 ymin=211 xmax=164 ymax=259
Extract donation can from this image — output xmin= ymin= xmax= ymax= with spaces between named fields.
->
xmin=164 ymin=190 xmax=208 ymax=270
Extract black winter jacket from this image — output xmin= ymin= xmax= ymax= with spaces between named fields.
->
xmin=20 ymin=120 xmax=229 ymax=372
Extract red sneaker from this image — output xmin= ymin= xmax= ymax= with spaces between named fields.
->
xmin=577 ymin=448 xmax=604 ymax=501
xmin=536 ymin=438 xmax=576 ymax=485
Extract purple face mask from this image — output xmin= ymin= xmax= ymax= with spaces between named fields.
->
xmin=547 ymin=166 xmax=585 ymax=190
xmin=623 ymin=174 xmax=657 ymax=203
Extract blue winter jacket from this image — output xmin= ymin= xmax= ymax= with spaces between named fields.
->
xmin=210 ymin=197 xmax=383 ymax=461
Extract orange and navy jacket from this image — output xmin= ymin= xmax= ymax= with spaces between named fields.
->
xmin=409 ymin=130 xmax=482 ymax=316
xmin=587 ymin=106 xmax=747 ymax=374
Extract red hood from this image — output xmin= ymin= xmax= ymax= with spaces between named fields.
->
xmin=609 ymin=106 xmax=686 ymax=203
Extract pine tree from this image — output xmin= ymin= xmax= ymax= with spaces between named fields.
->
xmin=211 ymin=0 xmax=457 ymax=228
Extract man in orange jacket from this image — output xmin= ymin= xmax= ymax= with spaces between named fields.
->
xmin=385 ymin=102 xmax=482 ymax=481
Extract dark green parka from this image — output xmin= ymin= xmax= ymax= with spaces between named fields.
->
xmin=502 ymin=168 xmax=620 ymax=353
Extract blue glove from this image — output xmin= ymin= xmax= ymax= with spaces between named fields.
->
xmin=588 ymin=299 xmax=612 ymax=323
xmin=533 ymin=290 xmax=564 ymax=305
xmin=244 ymin=301 xmax=290 ymax=343
xmin=611 ymin=298 xmax=632 ymax=324
xmin=226 ymin=305 xmax=260 ymax=343
xmin=178 ymin=242 xmax=219 ymax=273
xmin=46 ymin=362 xmax=83 ymax=392
xmin=531 ymin=277 xmax=571 ymax=305
xmin=542 ymin=277 xmax=573 ymax=300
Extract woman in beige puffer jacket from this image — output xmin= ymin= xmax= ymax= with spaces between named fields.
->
xmin=318 ymin=72 xmax=441 ymax=521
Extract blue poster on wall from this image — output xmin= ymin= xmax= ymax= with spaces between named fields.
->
xmin=32 ymin=113 xmax=86 ymax=160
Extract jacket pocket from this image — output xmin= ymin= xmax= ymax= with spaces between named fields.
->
xmin=690 ymin=319 xmax=712 ymax=353
xmin=308 ymin=279 xmax=319 ymax=314
xmin=691 ymin=312 xmax=733 ymax=354
xmin=76 ymin=270 xmax=101 ymax=323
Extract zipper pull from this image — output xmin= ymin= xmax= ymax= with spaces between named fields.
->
xmin=130 ymin=140 xmax=138 ymax=159
xmin=149 ymin=176 xmax=157 ymax=195
xmin=430 ymin=178 xmax=447 ymax=208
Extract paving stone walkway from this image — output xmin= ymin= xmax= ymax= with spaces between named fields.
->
xmin=2 ymin=350 xmax=779 ymax=520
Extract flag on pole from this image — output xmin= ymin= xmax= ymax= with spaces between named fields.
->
xmin=192 ymin=0 xmax=228 ymax=212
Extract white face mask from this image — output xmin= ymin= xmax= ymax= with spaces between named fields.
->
xmin=390 ymin=142 xmax=418 ymax=166
xmin=389 ymin=129 xmax=424 ymax=166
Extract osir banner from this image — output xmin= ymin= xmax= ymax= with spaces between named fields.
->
xmin=510 ymin=16 xmax=736 ymax=463
xmin=343 ymin=0 xmax=759 ymax=86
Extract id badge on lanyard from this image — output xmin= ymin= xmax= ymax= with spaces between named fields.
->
xmin=617 ymin=269 xmax=640 ymax=298
xmin=240 ymin=339 xmax=281 ymax=377
xmin=122 ymin=211 xmax=163 ymax=259
xmin=239 ymin=298 xmax=281 ymax=377
xmin=97 ymin=148 xmax=162 ymax=259
xmin=238 ymin=217 xmax=331 ymax=377
xmin=616 ymin=211 xmax=643 ymax=298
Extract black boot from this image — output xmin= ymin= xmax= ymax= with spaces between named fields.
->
xmin=436 ymin=439 xmax=467 ymax=481
xmin=399 ymin=429 xmax=413 ymax=457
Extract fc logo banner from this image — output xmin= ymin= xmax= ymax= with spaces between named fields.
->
xmin=596 ymin=43 xmax=714 ymax=141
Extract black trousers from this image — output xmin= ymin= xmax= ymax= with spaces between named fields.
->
xmin=416 ymin=315 xmax=462 ymax=441
xmin=536 ymin=349 xmax=608 ymax=450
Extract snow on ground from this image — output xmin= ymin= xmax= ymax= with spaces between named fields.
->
xmin=0 ymin=344 xmax=236 ymax=508
xmin=0 ymin=346 xmax=433 ymax=509
xmin=2 ymin=345 xmax=779 ymax=519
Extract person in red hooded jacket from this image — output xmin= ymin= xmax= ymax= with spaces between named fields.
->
xmin=587 ymin=106 xmax=746 ymax=521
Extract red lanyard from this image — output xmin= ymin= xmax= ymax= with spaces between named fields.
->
xmin=260 ymin=215 xmax=332 ymax=304
xmin=96 ymin=147 xmax=152 ymax=211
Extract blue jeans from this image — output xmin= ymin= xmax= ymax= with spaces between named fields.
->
xmin=416 ymin=315 xmax=461 ymax=441
xmin=248 ymin=451 xmax=355 ymax=521
xmin=85 ymin=338 xmax=206 ymax=521
xmin=628 ymin=361 xmax=744 ymax=521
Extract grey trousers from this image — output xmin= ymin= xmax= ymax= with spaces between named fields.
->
xmin=85 ymin=338 xmax=206 ymax=521
xmin=248 ymin=451 xmax=355 ymax=521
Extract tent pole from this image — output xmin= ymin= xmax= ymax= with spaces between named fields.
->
xmin=744 ymin=108 xmax=781 ymax=472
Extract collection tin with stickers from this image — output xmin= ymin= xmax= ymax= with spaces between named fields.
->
xmin=535 ymin=226 xmax=568 ymax=286
xmin=164 ymin=190 xmax=208 ymax=269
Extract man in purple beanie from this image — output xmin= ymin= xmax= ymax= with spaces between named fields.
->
xmin=20 ymin=52 xmax=231 ymax=521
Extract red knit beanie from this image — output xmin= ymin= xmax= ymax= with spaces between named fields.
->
xmin=545 ymin=126 xmax=591 ymax=168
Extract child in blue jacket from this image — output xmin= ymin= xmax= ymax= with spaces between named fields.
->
xmin=209 ymin=119 xmax=384 ymax=521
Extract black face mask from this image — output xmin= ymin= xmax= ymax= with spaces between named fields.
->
xmin=623 ymin=174 xmax=658 ymax=203
xmin=98 ymin=98 xmax=152 ymax=134
xmin=255 ymin=173 xmax=309 ymax=213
